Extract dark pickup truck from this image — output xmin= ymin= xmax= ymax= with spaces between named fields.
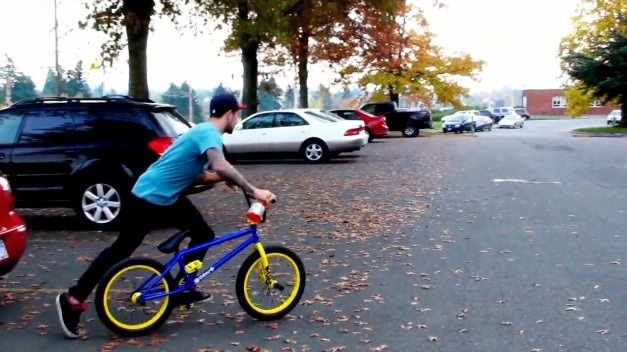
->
xmin=359 ymin=101 xmax=432 ymax=137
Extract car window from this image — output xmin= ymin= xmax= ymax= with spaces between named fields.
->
xmin=153 ymin=109 xmax=191 ymax=137
xmin=339 ymin=111 xmax=360 ymax=120
xmin=448 ymin=115 xmax=464 ymax=122
xmin=274 ymin=113 xmax=308 ymax=127
xmin=373 ymin=104 xmax=392 ymax=115
xmin=17 ymin=109 xmax=74 ymax=144
xmin=77 ymin=107 xmax=157 ymax=142
xmin=304 ymin=111 xmax=336 ymax=122
xmin=330 ymin=111 xmax=350 ymax=120
xmin=0 ymin=111 xmax=24 ymax=144
xmin=361 ymin=104 xmax=375 ymax=114
xmin=243 ymin=114 xmax=275 ymax=129
xmin=318 ymin=110 xmax=344 ymax=121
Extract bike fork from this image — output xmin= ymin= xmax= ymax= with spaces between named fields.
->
xmin=253 ymin=243 xmax=284 ymax=291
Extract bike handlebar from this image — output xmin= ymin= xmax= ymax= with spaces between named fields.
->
xmin=242 ymin=189 xmax=276 ymax=207
xmin=243 ymin=189 xmax=276 ymax=225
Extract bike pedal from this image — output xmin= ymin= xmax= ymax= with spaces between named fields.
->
xmin=179 ymin=302 xmax=195 ymax=310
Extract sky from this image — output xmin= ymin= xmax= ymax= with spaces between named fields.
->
xmin=0 ymin=0 xmax=582 ymax=95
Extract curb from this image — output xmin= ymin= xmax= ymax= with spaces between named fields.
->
xmin=572 ymin=133 xmax=627 ymax=138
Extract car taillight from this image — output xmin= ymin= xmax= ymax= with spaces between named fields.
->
xmin=0 ymin=177 xmax=14 ymax=210
xmin=148 ymin=137 xmax=174 ymax=156
xmin=344 ymin=128 xmax=362 ymax=136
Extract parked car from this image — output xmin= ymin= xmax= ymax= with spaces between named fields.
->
xmin=0 ymin=96 xmax=207 ymax=229
xmin=491 ymin=107 xmax=516 ymax=123
xmin=498 ymin=113 xmax=525 ymax=129
xmin=478 ymin=109 xmax=498 ymax=122
xmin=442 ymin=113 xmax=475 ymax=133
xmin=475 ymin=115 xmax=494 ymax=131
xmin=515 ymin=107 xmax=531 ymax=120
xmin=359 ymin=101 xmax=432 ymax=137
xmin=222 ymin=109 xmax=367 ymax=163
xmin=607 ymin=109 xmax=622 ymax=125
xmin=0 ymin=173 xmax=27 ymax=276
xmin=329 ymin=109 xmax=389 ymax=142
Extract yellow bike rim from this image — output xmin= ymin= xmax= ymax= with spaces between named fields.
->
xmin=102 ymin=264 xmax=170 ymax=331
xmin=243 ymin=252 xmax=301 ymax=315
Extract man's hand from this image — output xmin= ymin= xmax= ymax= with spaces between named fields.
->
xmin=251 ymin=189 xmax=275 ymax=204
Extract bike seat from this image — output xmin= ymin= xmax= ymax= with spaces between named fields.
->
xmin=157 ymin=230 xmax=190 ymax=254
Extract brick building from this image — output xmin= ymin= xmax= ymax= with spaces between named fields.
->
xmin=522 ymin=89 xmax=615 ymax=116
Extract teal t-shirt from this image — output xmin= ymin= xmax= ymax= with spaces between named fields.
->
xmin=132 ymin=122 xmax=222 ymax=205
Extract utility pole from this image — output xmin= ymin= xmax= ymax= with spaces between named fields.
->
xmin=54 ymin=0 xmax=61 ymax=96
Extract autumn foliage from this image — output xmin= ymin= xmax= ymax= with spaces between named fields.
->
xmin=558 ymin=0 xmax=627 ymax=119
xmin=338 ymin=2 xmax=485 ymax=108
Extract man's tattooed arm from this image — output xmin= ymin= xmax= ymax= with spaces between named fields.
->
xmin=205 ymin=147 xmax=256 ymax=195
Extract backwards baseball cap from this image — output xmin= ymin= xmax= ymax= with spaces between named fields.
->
xmin=209 ymin=93 xmax=246 ymax=117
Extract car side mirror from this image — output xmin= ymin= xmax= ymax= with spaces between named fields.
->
xmin=235 ymin=123 xmax=243 ymax=130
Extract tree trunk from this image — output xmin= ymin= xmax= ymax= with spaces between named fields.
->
xmin=388 ymin=85 xmax=399 ymax=104
xmin=241 ymin=41 xmax=259 ymax=118
xmin=238 ymin=2 xmax=259 ymax=118
xmin=123 ymin=0 xmax=153 ymax=100
xmin=620 ymin=99 xmax=627 ymax=127
xmin=297 ymin=31 xmax=310 ymax=108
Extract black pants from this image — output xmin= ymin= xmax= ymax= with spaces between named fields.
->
xmin=68 ymin=194 xmax=216 ymax=303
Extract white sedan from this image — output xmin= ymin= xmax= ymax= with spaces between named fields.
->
xmin=498 ymin=113 xmax=525 ymax=129
xmin=222 ymin=109 xmax=368 ymax=163
xmin=607 ymin=109 xmax=621 ymax=125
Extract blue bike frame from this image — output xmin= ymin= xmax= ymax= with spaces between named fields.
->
xmin=136 ymin=224 xmax=261 ymax=302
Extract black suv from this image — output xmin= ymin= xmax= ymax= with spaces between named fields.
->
xmin=0 ymin=96 xmax=202 ymax=229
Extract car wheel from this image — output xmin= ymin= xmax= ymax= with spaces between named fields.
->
xmin=301 ymin=139 xmax=328 ymax=163
xmin=75 ymin=179 xmax=126 ymax=229
xmin=365 ymin=129 xmax=374 ymax=142
xmin=402 ymin=125 xmax=418 ymax=138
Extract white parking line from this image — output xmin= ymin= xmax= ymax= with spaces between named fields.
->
xmin=494 ymin=178 xmax=562 ymax=184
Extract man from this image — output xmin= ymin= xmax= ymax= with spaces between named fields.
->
xmin=55 ymin=93 xmax=275 ymax=339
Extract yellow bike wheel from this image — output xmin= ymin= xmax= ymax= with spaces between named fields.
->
xmin=235 ymin=245 xmax=306 ymax=321
xmin=95 ymin=258 xmax=174 ymax=336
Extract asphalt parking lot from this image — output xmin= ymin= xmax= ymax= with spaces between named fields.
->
xmin=1 ymin=117 xmax=625 ymax=352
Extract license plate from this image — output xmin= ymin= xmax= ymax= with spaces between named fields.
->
xmin=0 ymin=240 xmax=8 ymax=261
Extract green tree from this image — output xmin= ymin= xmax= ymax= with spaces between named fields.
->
xmin=193 ymin=0 xmax=307 ymax=118
xmin=318 ymin=84 xmax=333 ymax=109
xmin=562 ymin=15 xmax=627 ymax=125
xmin=79 ymin=0 xmax=184 ymax=99
xmin=66 ymin=61 xmax=92 ymax=98
xmin=161 ymin=82 xmax=204 ymax=123
xmin=212 ymin=83 xmax=229 ymax=96
xmin=1 ymin=55 xmax=39 ymax=103
xmin=257 ymin=77 xmax=283 ymax=111
xmin=558 ymin=0 xmax=626 ymax=118
xmin=12 ymin=75 xmax=39 ymax=102
xmin=283 ymin=85 xmax=295 ymax=108
xmin=93 ymin=83 xmax=105 ymax=96
xmin=42 ymin=67 xmax=68 ymax=96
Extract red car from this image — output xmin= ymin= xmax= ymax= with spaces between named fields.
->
xmin=329 ymin=109 xmax=389 ymax=142
xmin=0 ymin=174 xmax=27 ymax=276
